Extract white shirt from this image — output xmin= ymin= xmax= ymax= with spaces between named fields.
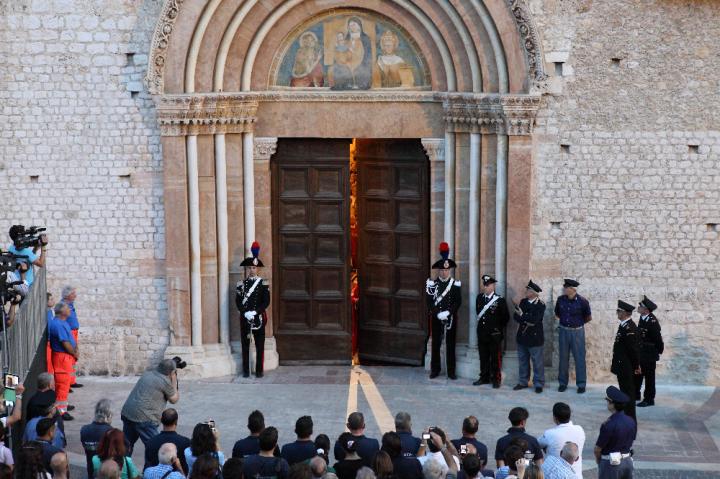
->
xmin=538 ymin=421 xmax=585 ymax=479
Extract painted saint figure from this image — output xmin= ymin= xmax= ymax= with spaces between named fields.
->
xmin=331 ymin=16 xmax=372 ymax=90
xmin=290 ymin=31 xmax=324 ymax=87
xmin=377 ymin=30 xmax=407 ymax=87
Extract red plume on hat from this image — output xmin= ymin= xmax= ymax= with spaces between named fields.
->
xmin=241 ymin=241 xmax=264 ymax=267
xmin=439 ymin=242 xmax=449 ymax=260
xmin=432 ymin=242 xmax=456 ymax=269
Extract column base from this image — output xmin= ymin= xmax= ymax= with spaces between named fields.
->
xmin=230 ymin=336 xmax=280 ymax=373
xmin=164 ymin=344 xmax=238 ymax=379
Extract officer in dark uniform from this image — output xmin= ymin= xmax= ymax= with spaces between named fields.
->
xmin=611 ymin=300 xmax=640 ymax=423
xmin=426 ymin=242 xmax=462 ymax=380
xmin=473 ymin=275 xmax=509 ymax=388
xmin=236 ymin=242 xmax=270 ymax=378
xmin=512 ymin=280 xmax=546 ymax=393
xmin=635 ymin=296 xmax=664 ymax=407
xmin=594 ymin=386 xmax=637 ymax=479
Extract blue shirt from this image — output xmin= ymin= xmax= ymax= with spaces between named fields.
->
xmin=23 ymin=416 xmax=65 ymax=449
xmin=144 ymin=464 xmax=186 ymax=479
xmin=48 ymin=318 xmax=76 ymax=352
xmin=398 ymin=431 xmax=422 ymax=457
xmin=595 ymin=411 xmax=636 ymax=454
xmin=280 ymin=440 xmax=316 ymax=465
xmin=46 ymin=309 xmax=53 ymax=323
xmin=243 ymin=455 xmax=289 ymax=479
xmin=451 ymin=437 xmax=488 ymax=466
xmin=494 ymin=427 xmax=544 ymax=462
xmin=333 ymin=435 xmax=379 ymax=466
xmin=64 ymin=301 xmax=79 ymax=330
xmin=8 ymin=244 xmax=39 ymax=286
xmin=232 ymin=435 xmax=260 ymax=458
xmin=554 ymin=294 xmax=591 ymax=328
xmin=185 ymin=448 xmax=225 ymax=475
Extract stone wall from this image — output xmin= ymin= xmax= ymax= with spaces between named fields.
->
xmin=529 ymin=0 xmax=720 ymax=384
xmin=0 ymin=0 xmax=167 ymax=375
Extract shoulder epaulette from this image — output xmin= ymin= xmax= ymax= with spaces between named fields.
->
xmin=453 ymin=280 xmax=461 ymax=287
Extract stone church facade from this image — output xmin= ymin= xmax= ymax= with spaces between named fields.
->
xmin=1 ymin=0 xmax=718 ymax=385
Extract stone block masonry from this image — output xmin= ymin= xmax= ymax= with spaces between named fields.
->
xmin=0 ymin=0 xmax=168 ymax=375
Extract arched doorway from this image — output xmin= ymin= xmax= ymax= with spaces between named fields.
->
xmin=148 ymin=0 xmax=546 ymax=377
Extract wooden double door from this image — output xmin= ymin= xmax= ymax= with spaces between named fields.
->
xmin=272 ymin=139 xmax=429 ymax=365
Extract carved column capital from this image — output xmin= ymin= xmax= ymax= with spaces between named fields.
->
xmin=421 ymin=138 xmax=445 ymax=162
xmin=443 ymin=93 xmax=542 ymax=136
xmin=156 ymin=94 xmax=258 ymax=136
xmin=254 ymin=137 xmax=278 ymax=161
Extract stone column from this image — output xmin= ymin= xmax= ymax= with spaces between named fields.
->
xmin=252 ymin=137 xmax=280 ymax=370
xmin=242 ymin=132 xmax=256 ymax=254
xmin=215 ymin=134 xmax=230 ymax=346
xmin=468 ymin=133 xmax=481 ymax=353
xmin=495 ymin=134 xmax=508 ymax=297
xmin=421 ymin=138 xmax=445 ymax=267
xmin=186 ymin=135 xmax=203 ymax=346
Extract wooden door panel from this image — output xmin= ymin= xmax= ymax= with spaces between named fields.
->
xmin=357 ymin=139 xmax=429 ymax=365
xmin=273 ymin=138 xmax=351 ymax=363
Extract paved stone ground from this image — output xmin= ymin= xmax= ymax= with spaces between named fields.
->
xmin=62 ymin=366 xmax=720 ymax=478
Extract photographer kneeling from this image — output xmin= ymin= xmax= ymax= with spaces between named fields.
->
xmin=121 ymin=359 xmax=180 ymax=454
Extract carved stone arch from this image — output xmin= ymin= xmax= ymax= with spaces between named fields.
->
xmin=505 ymin=0 xmax=548 ymax=91
xmin=146 ymin=0 xmax=548 ymax=95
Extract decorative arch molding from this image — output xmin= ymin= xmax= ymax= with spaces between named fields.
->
xmin=145 ymin=0 xmax=547 ymax=95
xmin=506 ymin=0 xmax=548 ymax=90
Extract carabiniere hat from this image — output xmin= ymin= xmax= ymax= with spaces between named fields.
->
xmin=616 ymin=300 xmax=635 ymax=313
xmin=240 ymin=241 xmax=264 ymax=267
xmin=606 ymin=386 xmax=629 ymax=404
xmin=482 ymin=275 xmax=497 ymax=286
xmin=639 ymin=295 xmax=657 ymax=312
xmin=431 ymin=242 xmax=457 ymax=269
xmin=563 ymin=278 xmax=580 ymax=288
xmin=526 ymin=280 xmax=542 ymax=293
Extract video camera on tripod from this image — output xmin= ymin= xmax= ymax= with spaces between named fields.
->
xmin=9 ymin=225 xmax=47 ymax=250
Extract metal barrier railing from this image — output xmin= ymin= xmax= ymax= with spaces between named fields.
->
xmin=1 ymin=267 xmax=47 ymax=378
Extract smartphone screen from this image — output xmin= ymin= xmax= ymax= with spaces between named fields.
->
xmin=422 ymin=433 xmax=431 ymax=440
xmin=3 ymin=374 xmax=19 ymax=390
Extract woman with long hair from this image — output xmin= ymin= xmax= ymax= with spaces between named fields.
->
xmin=371 ymin=451 xmax=394 ymax=479
xmin=14 ymin=443 xmax=50 ymax=479
xmin=186 ymin=422 xmax=226 ymax=476
xmin=92 ymin=428 xmax=140 ymax=479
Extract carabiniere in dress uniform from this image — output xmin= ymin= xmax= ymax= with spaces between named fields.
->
xmin=236 ymin=242 xmax=270 ymax=379
xmin=426 ymin=242 xmax=462 ymax=380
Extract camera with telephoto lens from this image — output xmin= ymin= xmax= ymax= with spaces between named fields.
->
xmin=0 ymin=251 xmax=29 ymax=305
xmin=10 ymin=225 xmax=48 ymax=249
xmin=172 ymin=356 xmax=187 ymax=369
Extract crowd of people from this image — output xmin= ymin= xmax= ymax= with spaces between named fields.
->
xmin=0 ymin=351 xmax=636 ymax=479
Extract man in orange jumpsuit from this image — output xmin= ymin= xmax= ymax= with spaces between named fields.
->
xmin=48 ymin=302 xmax=79 ymax=420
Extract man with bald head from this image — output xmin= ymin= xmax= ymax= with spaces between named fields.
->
xmin=541 ymin=442 xmax=578 ymax=479
xmin=50 ymin=452 xmax=69 ymax=479
xmin=143 ymin=443 xmax=186 ymax=479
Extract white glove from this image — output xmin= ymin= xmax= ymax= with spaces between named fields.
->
xmin=244 ymin=311 xmax=256 ymax=320
xmin=437 ymin=311 xmax=450 ymax=320
xmin=426 ymin=279 xmax=435 ymax=288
